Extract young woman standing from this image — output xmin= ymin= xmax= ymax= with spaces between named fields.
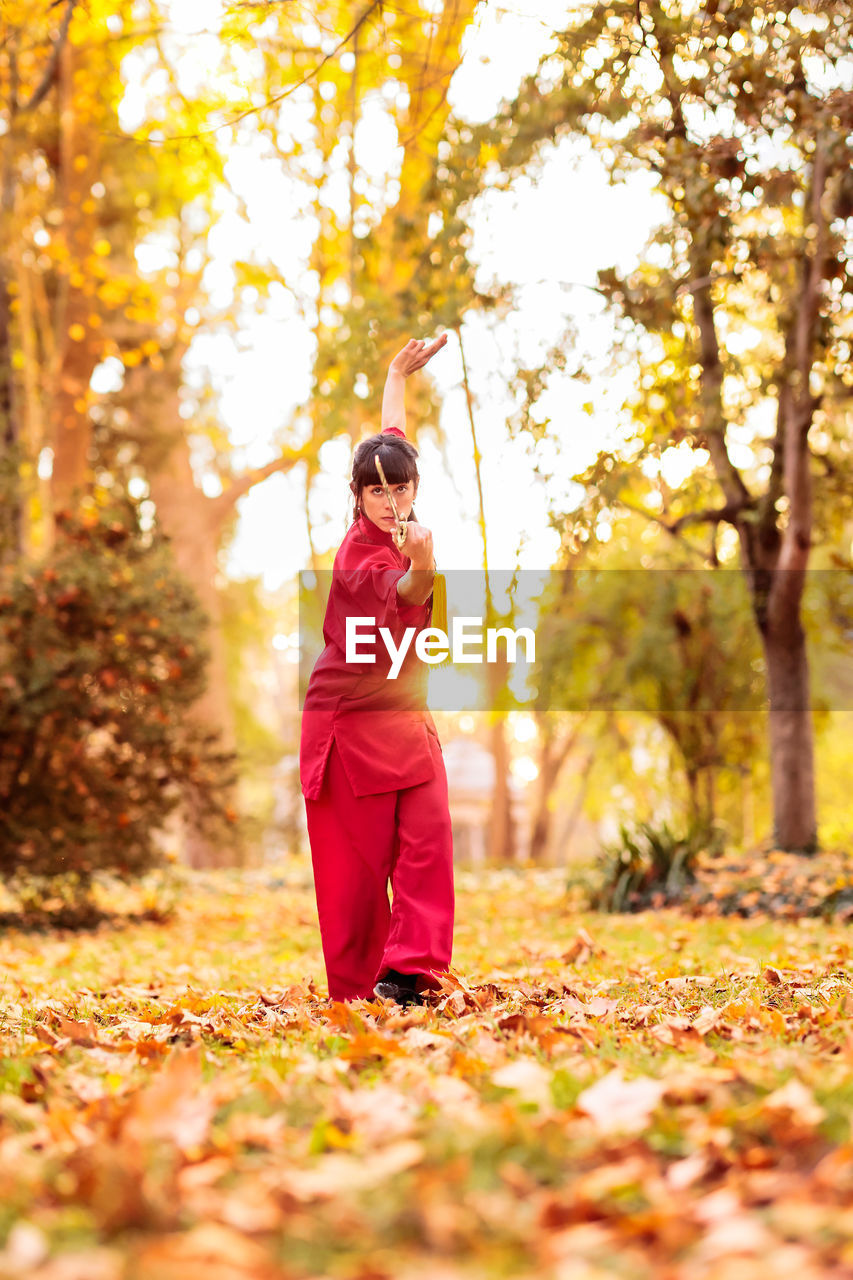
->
xmin=299 ymin=335 xmax=454 ymax=1007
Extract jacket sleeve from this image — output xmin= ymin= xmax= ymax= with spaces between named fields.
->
xmin=325 ymin=547 xmax=430 ymax=669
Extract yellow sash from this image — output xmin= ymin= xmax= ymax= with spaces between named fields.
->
xmin=431 ymin=571 xmax=452 ymax=668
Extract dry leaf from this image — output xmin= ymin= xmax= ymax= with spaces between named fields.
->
xmin=492 ymin=1059 xmax=553 ymax=1108
xmin=575 ymin=1069 xmax=666 ymax=1133
xmin=276 ymin=1139 xmax=424 ymax=1200
xmin=761 ymin=1078 xmax=825 ymax=1128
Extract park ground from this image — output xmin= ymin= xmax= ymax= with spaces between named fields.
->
xmin=1 ymin=860 xmax=853 ymax=1280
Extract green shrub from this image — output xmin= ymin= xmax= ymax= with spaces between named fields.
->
xmin=589 ymin=817 xmax=725 ymax=912
xmin=0 ymin=498 xmax=237 ymax=903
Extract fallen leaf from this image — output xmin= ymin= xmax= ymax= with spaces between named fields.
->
xmin=121 ymin=1044 xmax=217 ymax=1155
xmin=276 ymin=1139 xmax=425 ymax=1200
xmin=575 ymin=1069 xmax=666 ymax=1133
xmin=761 ymin=1078 xmax=825 ymax=1128
xmin=492 ymin=1059 xmax=553 ymax=1108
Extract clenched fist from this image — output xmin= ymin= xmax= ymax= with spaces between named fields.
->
xmin=402 ymin=521 xmax=434 ymax=571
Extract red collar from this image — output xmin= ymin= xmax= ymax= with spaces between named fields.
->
xmin=352 ymin=512 xmax=399 ymax=548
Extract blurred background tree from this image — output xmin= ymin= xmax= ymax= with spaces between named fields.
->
xmin=438 ymin=0 xmax=853 ymax=851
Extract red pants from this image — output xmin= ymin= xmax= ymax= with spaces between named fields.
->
xmin=304 ymin=732 xmax=455 ymax=1002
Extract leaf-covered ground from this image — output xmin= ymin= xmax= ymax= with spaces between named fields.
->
xmin=2 ymin=862 xmax=853 ymax=1280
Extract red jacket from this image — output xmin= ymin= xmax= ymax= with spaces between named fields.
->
xmin=299 ymin=441 xmax=438 ymax=800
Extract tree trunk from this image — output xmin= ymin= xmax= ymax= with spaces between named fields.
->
xmin=50 ymin=36 xmax=102 ymax=513
xmin=487 ymin=713 xmax=516 ymax=864
xmin=762 ymin=604 xmax=816 ymax=851
xmin=529 ymin=721 xmax=557 ymax=863
xmin=528 ymin=766 xmax=553 ymax=865
xmin=738 ymin=378 xmax=817 ymax=852
xmin=687 ymin=124 xmax=825 ymax=852
xmin=114 ymin=343 xmax=239 ymax=868
xmin=559 ymin=748 xmax=596 ymax=860
xmin=740 ymin=763 xmax=755 ymax=849
xmin=147 ymin=448 xmax=242 ymax=869
xmin=702 ymin=759 xmax=716 ymax=829
xmin=1 ymin=102 xmax=21 ymax=560
xmin=122 ymin=345 xmax=301 ymax=867
xmin=0 ymin=267 xmax=19 ymax=560
xmin=684 ymin=764 xmax=700 ymax=827
xmin=528 ymin=715 xmax=585 ymax=863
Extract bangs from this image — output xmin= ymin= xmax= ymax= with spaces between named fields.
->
xmin=352 ymin=433 xmax=420 ymax=491
xmin=372 ymin=442 xmax=417 ymax=486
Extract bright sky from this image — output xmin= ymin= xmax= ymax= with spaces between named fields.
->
xmin=123 ymin=2 xmax=668 ymax=587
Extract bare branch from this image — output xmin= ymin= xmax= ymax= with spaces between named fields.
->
xmin=206 ymin=448 xmax=307 ymax=528
xmin=667 ymin=500 xmax=755 ymax=534
xmin=638 ymin=4 xmax=752 ymax=514
xmin=103 ymin=1 xmax=384 ymax=146
xmin=794 ymin=141 xmax=829 ymax=390
xmin=777 ymin=135 xmax=828 ymax=576
xmin=689 ymin=276 xmax=754 ymax=510
xmin=550 ymin=712 xmax=590 ymax=777
xmin=614 ymin=497 xmax=714 ymax=564
xmin=20 ymin=0 xmax=74 ymax=114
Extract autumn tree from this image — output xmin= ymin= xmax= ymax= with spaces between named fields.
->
xmin=1 ymin=2 xmax=284 ymax=865
xmin=445 ymin=0 xmax=853 ymax=851
xmin=0 ymin=2 xmax=182 ymax=551
xmin=533 ymin=520 xmax=769 ymax=834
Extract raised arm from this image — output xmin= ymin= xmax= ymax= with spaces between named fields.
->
xmin=381 ymin=334 xmax=448 ymax=437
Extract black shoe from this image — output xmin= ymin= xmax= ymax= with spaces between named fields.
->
xmin=373 ymin=969 xmax=423 ymax=1006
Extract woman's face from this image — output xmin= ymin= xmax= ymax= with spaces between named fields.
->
xmin=360 ymin=478 xmax=416 ymax=531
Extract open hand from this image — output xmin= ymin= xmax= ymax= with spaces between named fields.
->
xmin=389 ymin=334 xmax=448 ymax=378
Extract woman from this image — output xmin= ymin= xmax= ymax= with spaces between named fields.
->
xmin=299 ymin=335 xmax=454 ymax=1008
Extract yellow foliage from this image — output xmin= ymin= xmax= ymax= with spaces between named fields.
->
xmin=98 ymin=282 xmax=130 ymax=307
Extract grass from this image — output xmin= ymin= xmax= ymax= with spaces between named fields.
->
xmin=1 ymin=859 xmax=852 ymax=1278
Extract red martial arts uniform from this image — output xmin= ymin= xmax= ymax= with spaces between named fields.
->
xmin=299 ymin=431 xmax=455 ymax=1002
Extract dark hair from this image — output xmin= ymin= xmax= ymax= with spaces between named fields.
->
xmin=350 ymin=432 xmax=420 ymax=525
